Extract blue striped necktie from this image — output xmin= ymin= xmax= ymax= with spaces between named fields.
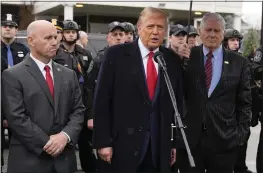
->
xmin=6 ymin=45 xmax=14 ymax=67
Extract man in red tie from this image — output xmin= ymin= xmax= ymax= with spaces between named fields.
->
xmin=177 ymin=13 xmax=251 ymax=173
xmin=93 ymin=7 xmax=184 ymax=173
xmin=2 ymin=20 xmax=85 ymax=173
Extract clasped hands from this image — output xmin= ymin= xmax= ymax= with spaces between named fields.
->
xmin=43 ymin=132 xmax=68 ymax=157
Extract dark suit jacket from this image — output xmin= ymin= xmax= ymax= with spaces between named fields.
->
xmin=92 ymin=39 xmax=183 ymax=172
xmin=2 ymin=55 xmax=85 ymax=173
xmin=180 ymin=45 xmax=252 ymax=153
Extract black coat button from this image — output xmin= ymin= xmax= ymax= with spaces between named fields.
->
xmin=138 ymin=126 xmax=143 ymax=132
xmin=134 ymin=151 xmax=139 ymax=156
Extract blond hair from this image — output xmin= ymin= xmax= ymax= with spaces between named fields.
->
xmin=137 ymin=7 xmax=170 ymax=28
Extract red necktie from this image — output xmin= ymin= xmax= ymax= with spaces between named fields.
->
xmin=44 ymin=65 xmax=54 ymax=99
xmin=205 ymin=52 xmax=213 ymax=89
xmin=147 ymin=51 xmax=157 ymax=100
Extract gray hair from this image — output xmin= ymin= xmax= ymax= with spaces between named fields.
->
xmin=78 ymin=31 xmax=88 ymax=39
xmin=200 ymin=13 xmax=226 ymax=31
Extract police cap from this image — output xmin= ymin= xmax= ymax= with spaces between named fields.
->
xmin=108 ymin=21 xmax=125 ymax=33
xmin=185 ymin=25 xmax=199 ymax=36
xmin=169 ymin=24 xmax=187 ymax=36
xmin=122 ymin=22 xmax=136 ymax=33
xmin=46 ymin=19 xmax=63 ymax=31
xmin=1 ymin=14 xmax=18 ymax=27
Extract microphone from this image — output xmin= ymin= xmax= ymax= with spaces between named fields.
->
xmin=153 ymin=51 xmax=166 ymax=69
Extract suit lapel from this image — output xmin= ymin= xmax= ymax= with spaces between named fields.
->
xmin=24 ymin=55 xmax=54 ymax=108
xmin=52 ymin=62 xmax=62 ymax=115
xmin=210 ymin=48 xmax=229 ymax=98
xmin=130 ymin=40 xmax=151 ymax=103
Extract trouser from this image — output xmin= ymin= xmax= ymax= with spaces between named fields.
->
xmin=177 ymin=128 xmax=238 ymax=173
xmin=234 ymin=131 xmax=251 ymax=172
xmin=78 ymin=127 xmax=98 ymax=172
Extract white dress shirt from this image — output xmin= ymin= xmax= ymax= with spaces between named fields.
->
xmin=30 ymin=54 xmax=71 ymax=142
xmin=138 ymin=38 xmax=159 ymax=76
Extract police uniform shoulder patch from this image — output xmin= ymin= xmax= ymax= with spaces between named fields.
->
xmin=254 ymin=50 xmax=262 ymax=62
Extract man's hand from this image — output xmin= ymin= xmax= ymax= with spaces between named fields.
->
xmin=171 ymin=148 xmax=176 ymax=166
xmin=3 ymin=120 xmax=8 ymax=128
xmin=43 ymin=132 xmax=68 ymax=157
xmin=87 ymin=119 xmax=93 ymax=129
xmin=98 ymin=147 xmax=113 ymax=163
xmin=178 ymin=43 xmax=191 ymax=59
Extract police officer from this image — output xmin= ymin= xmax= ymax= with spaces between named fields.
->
xmin=1 ymin=13 xmax=29 ymax=173
xmin=223 ymin=28 xmax=243 ymax=53
xmin=223 ymin=29 xmax=252 ymax=173
xmin=54 ymin=19 xmax=97 ymax=173
xmin=122 ymin=22 xmax=136 ymax=43
xmin=94 ymin=21 xmax=125 ymax=69
xmin=249 ymin=46 xmax=263 ymax=173
xmin=46 ymin=19 xmax=64 ymax=45
xmin=168 ymin=24 xmax=187 ymax=54
xmin=185 ymin=25 xmax=199 ymax=49
xmin=1 ymin=14 xmax=29 ymax=71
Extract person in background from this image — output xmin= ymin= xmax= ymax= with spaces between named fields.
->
xmin=46 ymin=19 xmax=64 ymax=45
xmin=122 ymin=22 xmax=136 ymax=43
xmin=76 ymin=31 xmax=89 ymax=49
xmin=223 ymin=29 xmax=243 ymax=54
xmin=168 ymin=24 xmax=187 ymax=54
xmin=1 ymin=13 xmax=29 ymax=172
xmin=185 ymin=25 xmax=199 ymax=49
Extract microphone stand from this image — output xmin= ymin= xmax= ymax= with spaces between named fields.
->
xmin=159 ymin=60 xmax=195 ymax=167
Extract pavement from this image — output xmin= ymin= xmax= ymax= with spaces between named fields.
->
xmin=2 ymin=123 xmax=261 ymax=173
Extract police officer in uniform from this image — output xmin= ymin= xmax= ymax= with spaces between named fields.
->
xmin=46 ymin=18 xmax=64 ymax=45
xmin=93 ymin=21 xmax=125 ymax=77
xmin=168 ymin=24 xmax=187 ymax=54
xmin=54 ymin=20 xmax=97 ymax=173
xmin=223 ymin=28 xmax=243 ymax=53
xmin=248 ymin=46 xmax=263 ymax=173
xmin=122 ymin=22 xmax=136 ymax=43
xmin=185 ymin=25 xmax=199 ymax=49
xmin=1 ymin=13 xmax=29 ymax=173
xmin=223 ymin=29 xmax=252 ymax=173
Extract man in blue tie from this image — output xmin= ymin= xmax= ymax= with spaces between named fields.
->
xmin=1 ymin=13 xmax=29 ymax=173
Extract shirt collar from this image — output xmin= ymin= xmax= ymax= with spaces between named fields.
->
xmin=203 ymin=44 xmax=223 ymax=60
xmin=138 ymin=37 xmax=159 ymax=59
xmin=30 ymin=53 xmax=53 ymax=72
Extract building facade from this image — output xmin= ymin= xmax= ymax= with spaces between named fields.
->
xmin=32 ymin=1 xmax=243 ymax=33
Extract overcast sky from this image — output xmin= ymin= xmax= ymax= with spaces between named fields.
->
xmin=242 ymin=1 xmax=262 ymax=27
